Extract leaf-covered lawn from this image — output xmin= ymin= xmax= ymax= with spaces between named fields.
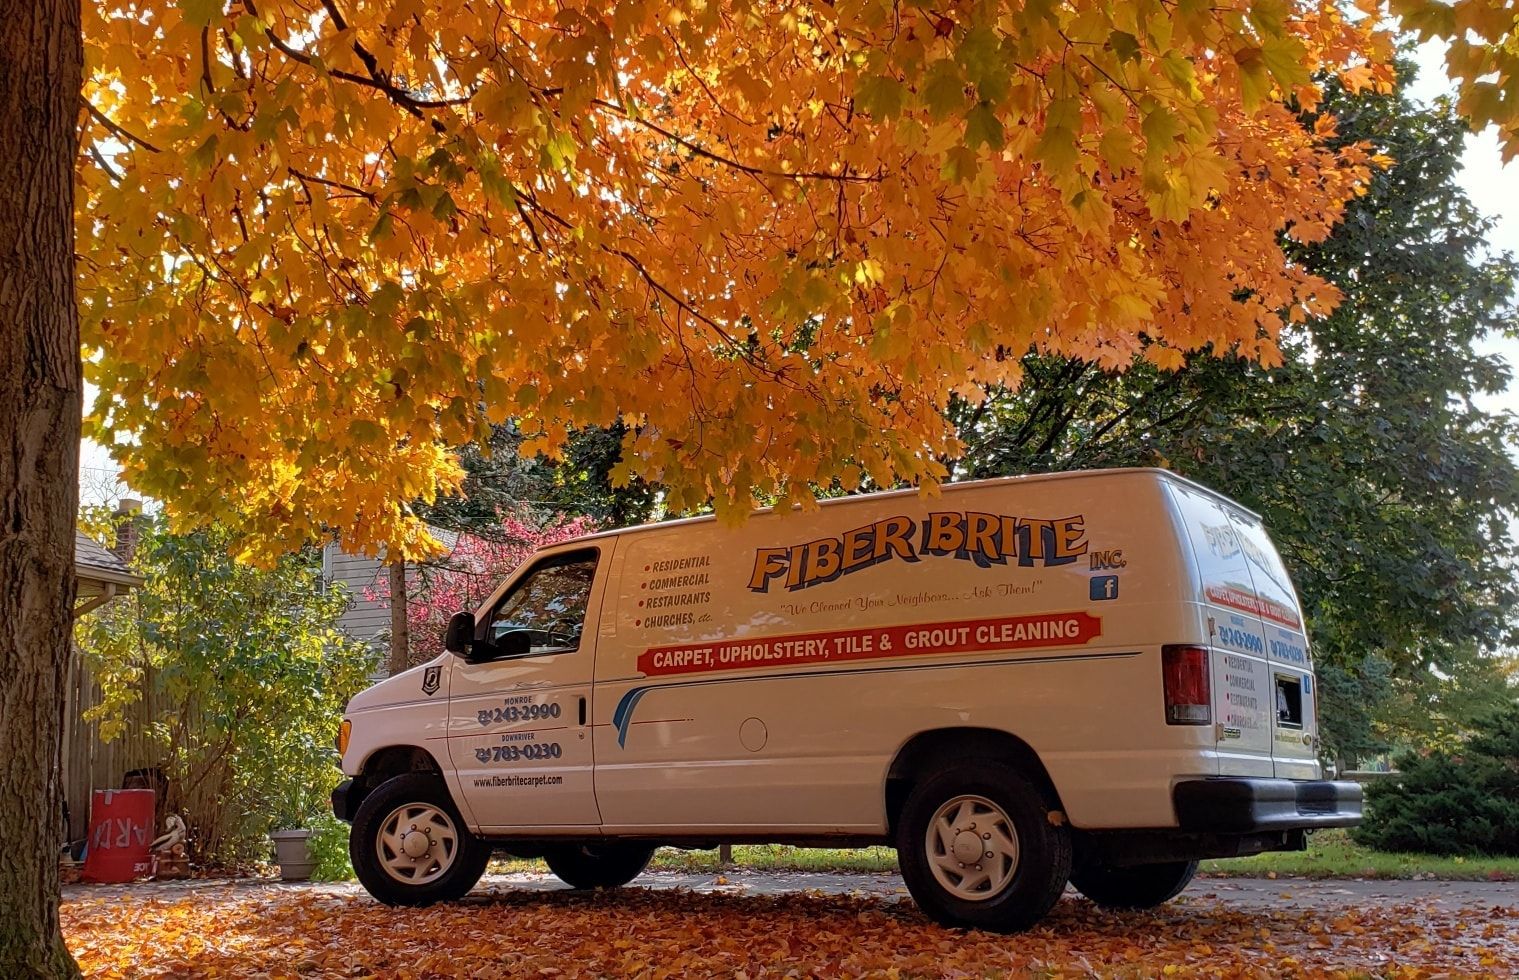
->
xmin=63 ymin=885 xmax=1517 ymax=977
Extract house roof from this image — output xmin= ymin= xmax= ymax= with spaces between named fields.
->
xmin=75 ymin=530 xmax=144 ymax=596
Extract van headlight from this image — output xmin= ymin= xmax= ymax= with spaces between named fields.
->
xmin=336 ymin=719 xmax=351 ymax=757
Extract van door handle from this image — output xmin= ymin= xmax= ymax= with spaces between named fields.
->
xmin=578 ymin=696 xmax=587 ymax=726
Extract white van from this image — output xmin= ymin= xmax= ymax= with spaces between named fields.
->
xmin=332 ymin=469 xmax=1360 ymax=931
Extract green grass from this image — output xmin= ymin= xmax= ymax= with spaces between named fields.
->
xmin=486 ymin=846 xmax=899 ymax=877
xmin=651 ymin=845 xmax=900 ymax=874
xmin=1198 ymin=829 xmax=1519 ymax=881
xmin=487 ymin=831 xmax=1518 ymax=881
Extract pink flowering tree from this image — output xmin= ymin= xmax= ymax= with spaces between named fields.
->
xmin=370 ymin=513 xmax=597 ymax=665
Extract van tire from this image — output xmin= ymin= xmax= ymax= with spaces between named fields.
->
xmin=350 ymin=773 xmax=491 ymax=906
xmin=544 ymin=843 xmax=655 ymax=889
xmin=895 ymin=763 xmax=1072 ymax=932
xmin=1070 ymin=859 xmax=1198 ymax=909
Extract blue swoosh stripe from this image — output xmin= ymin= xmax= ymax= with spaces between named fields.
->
xmin=612 ymin=687 xmax=651 ymax=747
xmin=607 ymin=648 xmax=1137 ymax=749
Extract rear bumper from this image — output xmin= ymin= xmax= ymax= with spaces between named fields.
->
xmin=332 ymin=778 xmax=357 ymax=823
xmin=1173 ymin=778 xmax=1362 ymax=833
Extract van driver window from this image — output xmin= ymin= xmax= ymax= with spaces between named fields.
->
xmin=488 ymin=553 xmax=598 ymax=655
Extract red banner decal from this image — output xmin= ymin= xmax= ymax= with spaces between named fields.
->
xmin=636 ymin=612 xmax=1103 ymax=678
xmin=1204 ymin=585 xmax=1301 ymax=629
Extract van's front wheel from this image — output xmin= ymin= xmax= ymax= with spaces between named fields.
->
xmin=896 ymin=764 xmax=1072 ymax=932
xmin=350 ymin=773 xmax=491 ymax=906
xmin=1071 ymin=859 xmax=1197 ymax=909
xmin=544 ymin=843 xmax=655 ymax=889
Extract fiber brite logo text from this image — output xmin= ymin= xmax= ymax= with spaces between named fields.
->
xmin=748 ymin=511 xmax=1090 ymax=593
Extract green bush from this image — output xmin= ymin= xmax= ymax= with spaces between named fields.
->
xmin=307 ymin=812 xmax=355 ymax=882
xmin=74 ymin=515 xmax=380 ymax=865
xmin=1353 ymin=700 xmax=1519 ymax=856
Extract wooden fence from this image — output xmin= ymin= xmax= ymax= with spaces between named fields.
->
xmin=57 ymin=645 xmax=163 ymax=846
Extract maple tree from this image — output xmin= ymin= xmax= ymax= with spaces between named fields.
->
xmin=79 ymin=0 xmax=1418 ymax=558
xmin=75 ymin=1 xmax=1519 ymax=560
xmin=5 ymin=0 xmax=1519 ymax=974
xmin=0 ymin=1 xmax=82 ymax=976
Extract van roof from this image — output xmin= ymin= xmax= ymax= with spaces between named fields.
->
xmin=549 ymin=467 xmax=1261 ymax=550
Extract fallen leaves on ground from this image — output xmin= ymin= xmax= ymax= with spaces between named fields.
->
xmin=62 ymin=886 xmax=1517 ymax=978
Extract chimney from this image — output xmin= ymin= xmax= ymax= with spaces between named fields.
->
xmin=112 ymin=498 xmax=144 ymax=564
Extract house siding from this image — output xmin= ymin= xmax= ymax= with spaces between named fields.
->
xmin=322 ymin=528 xmax=459 ymax=652
xmin=324 ymin=545 xmax=390 ymax=648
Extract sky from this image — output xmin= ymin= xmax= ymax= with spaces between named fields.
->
xmin=80 ymin=42 xmax=1519 ymax=504
xmin=1406 ymin=41 xmax=1519 ymax=422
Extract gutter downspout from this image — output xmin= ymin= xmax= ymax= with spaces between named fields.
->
xmin=72 ymin=582 xmax=116 ymax=619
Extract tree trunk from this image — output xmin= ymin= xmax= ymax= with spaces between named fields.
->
xmin=388 ymin=559 xmax=410 ymax=675
xmin=0 ymin=0 xmax=84 ymax=975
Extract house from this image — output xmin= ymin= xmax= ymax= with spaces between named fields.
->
xmin=73 ymin=528 xmax=142 ymax=616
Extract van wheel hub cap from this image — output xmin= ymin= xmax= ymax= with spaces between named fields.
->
xmin=377 ymin=803 xmax=459 ymax=885
xmin=952 ymin=831 xmax=983 ymax=864
xmin=926 ymin=795 xmax=1019 ymax=901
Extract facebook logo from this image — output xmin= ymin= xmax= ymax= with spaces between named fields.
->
xmin=1090 ymin=576 xmax=1119 ymax=601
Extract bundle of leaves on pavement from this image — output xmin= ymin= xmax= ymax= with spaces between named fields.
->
xmin=1354 ymin=700 xmax=1519 ymax=856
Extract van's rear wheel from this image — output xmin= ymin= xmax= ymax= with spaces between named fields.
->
xmin=350 ymin=773 xmax=491 ymax=906
xmin=544 ymin=843 xmax=655 ymax=889
xmin=1071 ymin=859 xmax=1198 ymax=909
xmin=896 ymin=764 xmax=1072 ymax=932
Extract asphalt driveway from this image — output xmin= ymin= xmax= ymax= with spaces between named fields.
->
xmin=65 ymin=867 xmax=1518 ymax=910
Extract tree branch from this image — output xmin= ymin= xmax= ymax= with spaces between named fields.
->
xmin=288 ymin=166 xmax=378 ymax=203
xmin=589 ymin=98 xmax=881 ymax=184
xmin=242 ymin=0 xmax=468 ymax=127
xmin=86 ymin=142 xmax=124 ymax=182
xmin=81 ymin=99 xmax=161 ymax=152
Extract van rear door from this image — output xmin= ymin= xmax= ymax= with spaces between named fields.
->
xmin=1168 ymin=483 xmax=1274 ymax=778
xmin=1222 ymin=512 xmax=1318 ymax=779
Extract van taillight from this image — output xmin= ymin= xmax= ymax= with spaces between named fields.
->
xmin=1163 ymin=645 xmax=1211 ymax=725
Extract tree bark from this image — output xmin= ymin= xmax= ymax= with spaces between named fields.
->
xmin=0 ymin=0 xmax=84 ymax=975
xmin=388 ymin=559 xmax=410 ymax=675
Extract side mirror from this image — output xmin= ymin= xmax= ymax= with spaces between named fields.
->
xmin=444 ymin=611 xmax=476 ymax=655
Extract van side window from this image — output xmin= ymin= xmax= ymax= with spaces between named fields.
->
xmin=487 ymin=550 xmax=599 ymax=656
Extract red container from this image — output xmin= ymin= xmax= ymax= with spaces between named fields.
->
xmin=81 ymin=789 xmax=156 ymax=883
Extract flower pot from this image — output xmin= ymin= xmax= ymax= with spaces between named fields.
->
xmin=270 ymin=829 xmax=315 ymax=881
